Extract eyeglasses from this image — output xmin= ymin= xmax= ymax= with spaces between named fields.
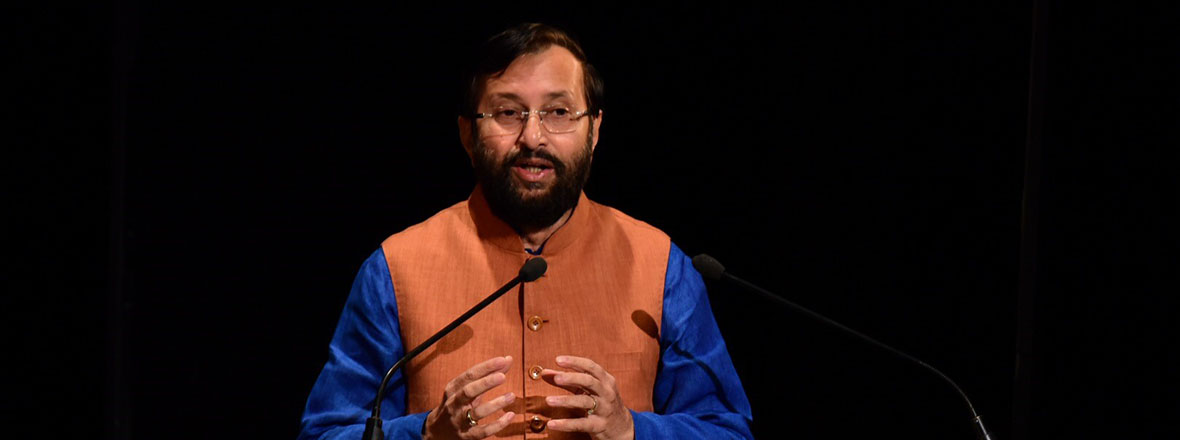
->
xmin=473 ymin=106 xmax=591 ymax=134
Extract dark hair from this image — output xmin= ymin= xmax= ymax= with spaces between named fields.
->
xmin=461 ymin=23 xmax=604 ymax=118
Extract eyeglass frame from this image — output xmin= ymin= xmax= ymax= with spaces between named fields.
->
xmin=472 ymin=107 xmax=594 ymax=134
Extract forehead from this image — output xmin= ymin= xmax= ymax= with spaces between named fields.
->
xmin=482 ymin=45 xmax=585 ymax=106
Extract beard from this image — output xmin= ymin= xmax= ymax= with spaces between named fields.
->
xmin=472 ymin=133 xmax=593 ymax=232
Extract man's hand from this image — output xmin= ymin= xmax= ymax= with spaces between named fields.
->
xmin=423 ymin=356 xmax=516 ymax=440
xmin=542 ymin=355 xmax=635 ymax=440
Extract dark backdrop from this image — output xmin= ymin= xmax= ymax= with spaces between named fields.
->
xmin=9 ymin=2 xmax=1176 ymax=439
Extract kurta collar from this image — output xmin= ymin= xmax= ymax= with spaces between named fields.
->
xmin=467 ymin=186 xmax=593 ymax=256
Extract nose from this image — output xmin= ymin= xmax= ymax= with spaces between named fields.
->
xmin=517 ymin=111 xmax=547 ymax=150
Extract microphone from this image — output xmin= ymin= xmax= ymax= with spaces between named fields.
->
xmin=362 ymin=257 xmax=548 ymax=440
xmin=692 ymin=254 xmax=993 ymax=440
xmin=518 ymin=257 xmax=547 ymax=282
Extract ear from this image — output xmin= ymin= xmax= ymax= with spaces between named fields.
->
xmin=458 ymin=116 xmax=475 ymax=165
xmin=590 ymin=110 xmax=603 ymax=152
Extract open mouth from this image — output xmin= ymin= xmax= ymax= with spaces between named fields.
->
xmin=513 ymin=157 xmax=555 ymax=182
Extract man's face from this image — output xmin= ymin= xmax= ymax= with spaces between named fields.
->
xmin=461 ymin=45 xmax=602 ymax=231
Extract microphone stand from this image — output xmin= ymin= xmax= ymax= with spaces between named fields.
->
xmin=362 ymin=258 xmax=547 ymax=440
xmin=693 ymin=254 xmax=993 ymax=440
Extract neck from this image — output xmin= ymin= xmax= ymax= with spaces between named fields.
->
xmin=518 ymin=208 xmax=573 ymax=252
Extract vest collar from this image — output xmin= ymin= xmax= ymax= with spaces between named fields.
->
xmin=467 ymin=186 xmax=593 ymax=256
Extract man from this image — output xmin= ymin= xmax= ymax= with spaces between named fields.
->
xmin=300 ymin=23 xmax=753 ymax=440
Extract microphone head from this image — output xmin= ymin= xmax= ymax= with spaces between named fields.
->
xmin=692 ymin=254 xmax=726 ymax=281
xmin=519 ymin=257 xmax=547 ymax=282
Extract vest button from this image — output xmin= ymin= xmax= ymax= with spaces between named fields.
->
xmin=529 ymin=365 xmax=543 ymax=380
xmin=529 ymin=415 xmax=546 ymax=432
xmin=527 ymin=315 xmax=544 ymax=331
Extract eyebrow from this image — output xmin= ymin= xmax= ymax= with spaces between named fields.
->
xmin=488 ymin=91 xmax=576 ymax=102
xmin=489 ymin=92 xmax=524 ymax=102
xmin=545 ymin=91 xmax=573 ymax=100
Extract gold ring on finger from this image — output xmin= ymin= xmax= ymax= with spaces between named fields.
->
xmin=466 ymin=408 xmax=479 ymax=427
xmin=587 ymin=396 xmax=598 ymax=416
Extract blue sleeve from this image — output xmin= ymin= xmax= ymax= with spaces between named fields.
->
xmin=299 ymin=248 xmax=430 ymax=440
xmin=631 ymin=243 xmax=754 ymax=439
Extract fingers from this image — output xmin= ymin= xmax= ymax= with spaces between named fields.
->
xmin=466 ymin=391 xmax=516 ymax=438
xmin=540 ymin=368 xmax=609 ymax=397
xmin=471 ymin=392 xmax=516 ymax=419
xmin=455 ymin=371 xmax=507 ymax=406
xmin=466 ymin=410 xmax=516 ymax=439
xmin=454 ymin=356 xmax=513 ymax=389
xmin=539 ymin=368 xmax=582 ymax=394
xmin=555 ymin=355 xmax=615 ymax=394
xmin=547 ymin=416 xmax=604 ymax=433
xmin=426 ymin=356 xmax=515 ymax=440
xmin=544 ymin=394 xmax=596 ymax=412
xmin=554 ymin=371 xmax=607 ymax=395
xmin=555 ymin=355 xmax=607 ymax=378
xmin=445 ymin=356 xmax=512 ymax=405
xmin=541 ymin=355 xmax=634 ymax=438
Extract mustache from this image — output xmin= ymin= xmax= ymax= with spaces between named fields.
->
xmin=503 ymin=149 xmax=567 ymax=174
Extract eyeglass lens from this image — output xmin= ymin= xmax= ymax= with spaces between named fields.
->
xmin=491 ymin=109 xmax=581 ymax=133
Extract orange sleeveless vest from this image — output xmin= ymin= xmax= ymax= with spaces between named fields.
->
xmin=381 ymin=188 xmax=670 ymax=439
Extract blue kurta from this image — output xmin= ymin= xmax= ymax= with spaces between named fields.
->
xmin=299 ymin=243 xmax=753 ymax=439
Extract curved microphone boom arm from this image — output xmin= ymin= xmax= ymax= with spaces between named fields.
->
xmin=692 ymin=254 xmax=992 ymax=440
xmin=362 ymin=257 xmax=547 ymax=440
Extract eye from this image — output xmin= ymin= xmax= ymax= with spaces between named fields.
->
xmin=547 ymin=108 xmax=571 ymax=117
xmin=496 ymin=108 xmax=521 ymax=118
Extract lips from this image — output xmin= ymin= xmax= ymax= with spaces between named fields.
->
xmin=512 ymin=157 xmax=555 ymax=183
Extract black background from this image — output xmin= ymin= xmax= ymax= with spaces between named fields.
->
xmin=8 ymin=2 xmax=1177 ymax=439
